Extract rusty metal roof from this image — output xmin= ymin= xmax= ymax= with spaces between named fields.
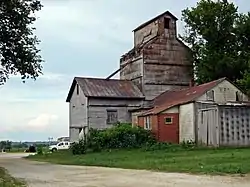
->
xmin=141 ymin=77 xmax=227 ymax=116
xmin=66 ymin=77 xmax=144 ymax=102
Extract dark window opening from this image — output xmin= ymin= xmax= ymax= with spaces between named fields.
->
xmin=236 ymin=91 xmax=243 ymax=101
xmin=79 ymin=128 xmax=82 ymax=133
xmin=107 ymin=110 xmax=118 ymax=125
xmin=165 ymin=117 xmax=173 ymax=125
xmin=76 ymin=84 xmax=79 ymax=95
xmin=236 ymin=91 xmax=239 ymax=101
xmin=164 ymin=18 xmax=170 ymax=29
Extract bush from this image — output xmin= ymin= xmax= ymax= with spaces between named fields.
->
xmin=37 ymin=146 xmax=43 ymax=155
xmin=28 ymin=145 xmax=36 ymax=153
xmin=70 ymin=139 xmax=86 ymax=155
xmin=69 ymin=124 xmax=201 ymax=155
xmin=85 ymin=123 xmax=156 ymax=152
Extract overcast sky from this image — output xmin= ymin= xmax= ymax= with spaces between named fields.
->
xmin=0 ymin=0 xmax=248 ymax=142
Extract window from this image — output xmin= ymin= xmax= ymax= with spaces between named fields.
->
xmin=236 ymin=91 xmax=243 ymax=101
xmin=164 ymin=17 xmax=170 ymax=29
xmin=58 ymin=143 xmax=63 ymax=146
xmin=79 ymin=128 xmax=82 ymax=134
xmin=65 ymin=142 xmax=68 ymax=145
xmin=165 ymin=117 xmax=173 ymax=125
xmin=76 ymin=84 xmax=79 ymax=95
xmin=236 ymin=91 xmax=239 ymax=101
xmin=144 ymin=116 xmax=151 ymax=130
xmin=107 ymin=110 xmax=118 ymax=124
xmin=206 ymin=90 xmax=214 ymax=101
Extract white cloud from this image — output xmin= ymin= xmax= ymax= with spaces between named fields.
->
xmin=26 ymin=113 xmax=59 ymax=131
xmin=0 ymin=98 xmax=68 ymax=139
xmin=39 ymin=72 xmax=69 ymax=81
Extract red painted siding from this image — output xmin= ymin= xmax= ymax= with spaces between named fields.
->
xmin=138 ymin=117 xmax=144 ymax=128
xmin=158 ymin=113 xmax=179 ymax=143
xmin=137 ymin=113 xmax=179 ymax=143
xmin=151 ymin=115 xmax=158 ymax=138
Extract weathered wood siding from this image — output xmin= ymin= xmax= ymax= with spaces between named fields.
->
xmin=142 ymin=36 xmax=192 ymax=100
xmin=134 ymin=20 xmax=159 ymax=46
xmin=120 ymin=56 xmax=144 ymax=91
xmin=197 ymin=80 xmax=249 ymax=103
xmin=69 ymin=83 xmax=88 ymax=142
xmin=120 ymin=13 xmax=193 ymax=100
xmin=88 ymin=98 xmax=143 ymax=129
xmin=141 ymin=14 xmax=192 ymax=100
xmin=179 ymin=103 xmax=195 ymax=142
xmin=194 ymin=102 xmax=218 ymax=145
xmin=196 ymin=105 xmax=219 ymax=146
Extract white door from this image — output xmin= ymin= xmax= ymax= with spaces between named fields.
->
xmin=64 ymin=142 xmax=69 ymax=149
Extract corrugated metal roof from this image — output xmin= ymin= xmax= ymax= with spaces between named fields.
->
xmin=66 ymin=77 xmax=144 ymax=102
xmin=141 ymin=78 xmax=227 ymax=115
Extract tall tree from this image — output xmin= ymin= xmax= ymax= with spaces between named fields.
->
xmin=0 ymin=0 xmax=43 ymax=85
xmin=181 ymin=0 xmax=250 ymax=88
xmin=236 ymin=12 xmax=250 ymax=94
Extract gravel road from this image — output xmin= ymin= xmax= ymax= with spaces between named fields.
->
xmin=0 ymin=153 xmax=249 ymax=187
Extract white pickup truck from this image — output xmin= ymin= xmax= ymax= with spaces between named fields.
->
xmin=49 ymin=141 xmax=71 ymax=152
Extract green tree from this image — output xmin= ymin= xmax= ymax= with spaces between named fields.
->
xmin=0 ymin=141 xmax=7 ymax=149
xmin=5 ymin=140 xmax=12 ymax=151
xmin=0 ymin=140 xmax=12 ymax=151
xmin=0 ymin=0 xmax=43 ymax=85
xmin=181 ymin=0 xmax=250 ymax=89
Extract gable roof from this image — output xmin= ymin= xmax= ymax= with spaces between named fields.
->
xmin=141 ymin=77 xmax=228 ymax=116
xmin=66 ymin=77 xmax=144 ymax=102
xmin=133 ymin=10 xmax=178 ymax=32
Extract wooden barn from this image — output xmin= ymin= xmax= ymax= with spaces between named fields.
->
xmin=136 ymin=78 xmax=249 ymax=146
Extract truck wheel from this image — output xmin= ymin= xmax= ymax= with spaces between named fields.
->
xmin=52 ymin=148 xmax=57 ymax=152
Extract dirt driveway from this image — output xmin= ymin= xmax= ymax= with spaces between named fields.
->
xmin=0 ymin=153 xmax=249 ymax=187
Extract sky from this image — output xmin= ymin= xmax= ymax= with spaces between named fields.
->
xmin=0 ymin=0 xmax=249 ymax=142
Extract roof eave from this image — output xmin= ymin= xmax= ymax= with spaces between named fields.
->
xmin=132 ymin=11 xmax=178 ymax=32
xmin=87 ymin=96 xmax=145 ymax=99
xmin=66 ymin=79 xmax=77 ymax=102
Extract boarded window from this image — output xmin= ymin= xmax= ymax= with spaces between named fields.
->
xmin=144 ymin=116 xmax=151 ymax=130
xmin=206 ymin=90 xmax=214 ymax=101
xmin=107 ymin=110 xmax=118 ymax=124
xmin=165 ymin=117 xmax=173 ymax=125
xmin=164 ymin=18 xmax=170 ymax=29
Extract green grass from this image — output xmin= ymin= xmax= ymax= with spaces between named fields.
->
xmin=0 ymin=167 xmax=26 ymax=187
xmin=27 ymin=147 xmax=250 ymax=175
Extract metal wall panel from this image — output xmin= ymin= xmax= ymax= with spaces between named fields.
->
xmin=219 ymin=106 xmax=250 ymax=147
